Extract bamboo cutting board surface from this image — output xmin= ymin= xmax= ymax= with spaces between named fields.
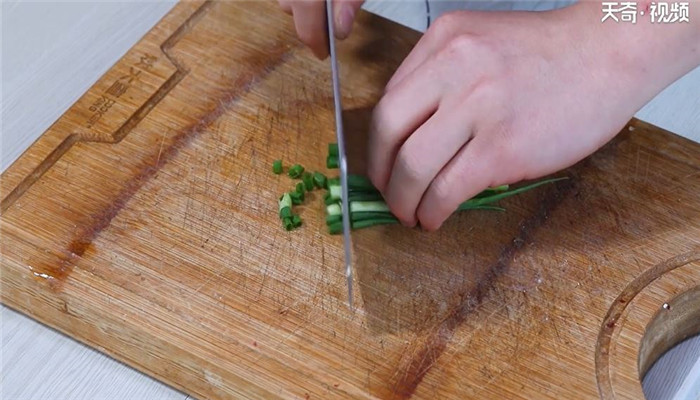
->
xmin=1 ymin=1 xmax=699 ymax=399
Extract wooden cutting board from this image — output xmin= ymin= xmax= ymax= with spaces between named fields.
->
xmin=2 ymin=1 xmax=699 ymax=399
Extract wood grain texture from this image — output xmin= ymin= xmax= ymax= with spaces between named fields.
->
xmin=1 ymin=1 xmax=699 ymax=399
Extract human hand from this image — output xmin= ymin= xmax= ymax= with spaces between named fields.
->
xmin=367 ymin=2 xmax=700 ymax=231
xmin=278 ymin=0 xmax=364 ymax=59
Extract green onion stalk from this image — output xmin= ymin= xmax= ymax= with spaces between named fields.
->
xmin=274 ymin=145 xmax=567 ymax=233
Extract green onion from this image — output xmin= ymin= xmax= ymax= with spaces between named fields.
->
xmin=470 ymin=205 xmax=506 ymax=212
xmin=329 ymin=185 xmax=341 ymax=201
xmin=324 ymin=195 xmax=337 ymax=206
xmin=290 ymin=191 xmax=304 ymax=205
xmin=327 ymin=221 xmax=342 ymax=234
xmin=302 ymin=172 xmax=314 ymax=191
xmin=326 ymin=214 xmax=342 ymax=225
xmin=328 ymin=143 xmax=339 ymax=158
xmin=320 ymin=171 xmax=565 ymax=234
xmin=278 ymin=193 xmax=291 ymax=211
xmin=326 ymin=155 xmax=338 ymax=169
xmin=350 ymin=201 xmax=391 ymax=213
xmin=288 ymin=164 xmax=304 ymax=178
xmin=457 ymin=177 xmax=567 ymax=211
xmin=347 ymin=174 xmax=376 ymax=192
xmin=348 ymin=192 xmax=384 ymax=202
xmin=272 ymin=159 xmax=283 ymax=174
xmin=353 ymin=218 xmax=399 ymax=229
xmin=313 ymin=172 xmax=327 ymax=189
xmin=349 ymin=211 xmax=396 ymax=222
xmin=486 ymin=185 xmax=509 ymax=193
xmin=326 ymin=203 xmax=341 ymax=216
xmin=279 ymin=206 xmax=292 ymax=219
xmin=276 ymin=143 xmax=566 ymax=235
xmin=328 ymin=218 xmax=399 ymax=234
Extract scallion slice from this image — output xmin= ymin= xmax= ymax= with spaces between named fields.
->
xmin=326 ymin=155 xmax=338 ymax=169
xmin=302 ymin=172 xmax=314 ymax=191
xmin=288 ymin=164 xmax=305 ymax=178
xmin=313 ymin=172 xmax=327 ymax=189
xmin=272 ymin=159 xmax=283 ymax=174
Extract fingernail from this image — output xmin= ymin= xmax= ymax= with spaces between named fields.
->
xmin=336 ymin=4 xmax=355 ymax=40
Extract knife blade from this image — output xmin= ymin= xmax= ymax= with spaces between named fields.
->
xmin=326 ymin=0 xmax=353 ymax=310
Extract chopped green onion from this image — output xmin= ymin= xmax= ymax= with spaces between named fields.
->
xmin=325 ymin=214 xmax=342 ymax=225
xmin=272 ymin=159 xmax=283 ymax=174
xmin=329 ymin=185 xmax=341 ymax=201
xmin=296 ymin=182 xmax=305 ymax=194
xmin=328 ymin=222 xmax=342 ymax=234
xmin=328 ymin=143 xmax=339 ymax=158
xmin=291 ymin=214 xmax=302 ymax=228
xmin=288 ymin=164 xmax=305 ymax=178
xmin=278 ymin=193 xmax=292 ymax=211
xmin=326 ymin=203 xmax=341 ymax=216
xmin=313 ymin=172 xmax=327 ymax=189
xmin=283 ymin=217 xmax=294 ymax=231
xmin=302 ymin=172 xmax=314 ymax=191
xmin=326 ymin=155 xmax=339 ymax=169
xmin=324 ymin=195 xmax=337 ymax=206
xmin=279 ymin=206 xmax=292 ymax=219
xmin=290 ymin=191 xmax=304 ymax=205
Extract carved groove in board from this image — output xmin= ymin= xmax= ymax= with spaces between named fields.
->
xmin=595 ymin=249 xmax=700 ymax=399
xmin=0 ymin=0 xmax=214 ymax=215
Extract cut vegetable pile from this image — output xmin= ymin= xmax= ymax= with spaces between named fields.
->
xmin=275 ymin=143 xmax=566 ymax=234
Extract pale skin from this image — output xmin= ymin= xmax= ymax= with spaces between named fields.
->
xmin=280 ymin=0 xmax=700 ymax=231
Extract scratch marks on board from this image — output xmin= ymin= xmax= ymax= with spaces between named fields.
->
xmin=387 ymin=178 xmax=575 ymax=399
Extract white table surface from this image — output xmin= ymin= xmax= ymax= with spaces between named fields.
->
xmin=2 ymin=1 xmax=699 ymax=399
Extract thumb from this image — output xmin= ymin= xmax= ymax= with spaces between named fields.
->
xmin=334 ymin=0 xmax=364 ymax=40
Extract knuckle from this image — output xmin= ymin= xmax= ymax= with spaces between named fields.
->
xmin=479 ymin=131 xmax=523 ymax=185
xmin=493 ymin=129 xmax=523 ymax=173
xmin=371 ymin=97 xmax=397 ymax=135
xmin=369 ymin=107 xmax=403 ymax=145
xmin=430 ymin=11 xmax=460 ymax=39
xmin=429 ymin=173 xmax=454 ymax=206
xmin=394 ymin=146 xmax=424 ymax=184
xmin=435 ymin=34 xmax=480 ymax=66
xmin=470 ymin=79 xmax=503 ymax=104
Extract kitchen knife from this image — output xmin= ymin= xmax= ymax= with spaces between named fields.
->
xmin=326 ymin=0 xmax=354 ymax=310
